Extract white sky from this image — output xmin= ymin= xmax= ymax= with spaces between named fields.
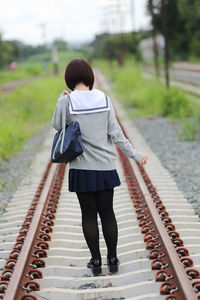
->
xmin=0 ymin=0 xmax=150 ymax=45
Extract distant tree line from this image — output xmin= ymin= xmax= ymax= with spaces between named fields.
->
xmin=147 ymin=0 xmax=200 ymax=61
xmin=89 ymin=31 xmax=151 ymax=62
xmin=88 ymin=0 xmax=200 ymax=63
xmin=0 ymin=34 xmax=20 ymax=68
xmin=0 ymin=35 xmax=68 ymax=69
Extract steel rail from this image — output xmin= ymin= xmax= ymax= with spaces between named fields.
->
xmin=143 ymin=68 xmax=200 ymax=102
xmin=118 ymin=148 xmax=197 ymax=300
xmin=0 ymin=70 xmax=198 ymax=299
xmin=0 ymin=78 xmax=35 ymax=93
xmin=0 ymin=70 xmax=63 ymax=94
xmin=115 ymin=108 xmax=199 ymax=299
xmin=144 ymin=64 xmax=200 ymax=74
xmin=0 ymin=161 xmax=52 ymax=298
xmin=3 ymin=163 xmax=66 ymax=300
xmin=115 ymin=113 xmax=199 ymax=299
xmin=143 ymin=67 xmax=200 ymax=89
xmin=95 ymin=70 xmax=199 ymax=299
xmin=171 ymin=65 xmax=200 ymax=73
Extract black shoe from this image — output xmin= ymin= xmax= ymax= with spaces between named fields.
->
xmin=87 ymin=258 xmax=102 ymax=275
xmin=107 ymin=257 xmax=120 ymax=273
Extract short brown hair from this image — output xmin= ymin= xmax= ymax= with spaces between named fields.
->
xmin=65 ymin=58 xmax=94 ymax=90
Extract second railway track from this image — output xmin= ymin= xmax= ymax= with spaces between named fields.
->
xmin=143 ymin=65 xmax=200 ymax=100
xmin=0 ymin=71 xmax=200 ymax=300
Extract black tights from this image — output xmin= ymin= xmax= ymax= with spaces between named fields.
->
xmin=76 ymin=189 xmax=118 ymax=260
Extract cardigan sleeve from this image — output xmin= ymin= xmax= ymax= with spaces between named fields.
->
xmin=108 ymin=99 xmax=143 ymax=162
xmin=51 ymin=93 xmax=70 ymax=131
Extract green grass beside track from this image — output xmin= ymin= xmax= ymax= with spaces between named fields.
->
xmin=0 ymin=51 xmax=83 ymax=162
xmin=1 ymin=57 xmax=199 ymax=163
xmin=0 ymin=51 xmax=83 ymax=86
xmin=95 ymin=60 xmax=200 ymax=141
xmin=0 ymin=72 xmax=66 ymax=162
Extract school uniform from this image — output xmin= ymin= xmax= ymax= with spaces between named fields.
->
xmin=51 ymin=88 xmax=143 ymax=193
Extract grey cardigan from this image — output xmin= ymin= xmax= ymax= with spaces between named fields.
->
xmin=51 ymin=90 xmax=143 ymax=170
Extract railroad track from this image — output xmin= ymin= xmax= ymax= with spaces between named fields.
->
xmin=0 ymin=78 xmax=36 ymax=94
xmin=171 ymin=63 xmax=200 ymax=73
xmin=143 ymin=66 xmax=200 ymax=99
xmin=144 ymin=64 xmax=200 ymax=85
xmin=0 ymin=72 xmax=200 ymax=300
xmin=0 ymin=70 xmax=60 ymax=95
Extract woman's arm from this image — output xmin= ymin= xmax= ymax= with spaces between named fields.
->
xmin=51 ymin=92 xmax=70 ymax=131
xmin=108 ymin=99 xmax=147 ymax=164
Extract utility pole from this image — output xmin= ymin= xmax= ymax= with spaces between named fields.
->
xmin=40 ymin=23 xmax=47 ymax=47
xmin=162 ymin=0 xmax=170 ymax=87
xmin=149 ymin=0 xmax=160 ymax=77
xmin=118 ymin=0 xmax=125 ymax=66
xmin=103 ymin=0 xmax=129 ymax=66
xmin=130 ymin=0 xmax=137 ymax=62
xmin=52 ymin=45 xmax=59 ymax=75
xmin=39 ymin=23 xmax=48 ymax=70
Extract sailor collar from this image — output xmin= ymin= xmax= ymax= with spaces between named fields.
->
xmin=68 ymin=89 xmax=110 ymax=114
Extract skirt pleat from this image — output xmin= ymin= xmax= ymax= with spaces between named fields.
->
xmin=69 ymin=169 xmax=121 ymax=192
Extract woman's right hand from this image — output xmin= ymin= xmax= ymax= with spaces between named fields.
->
xmin=63 ymin=90 xmax=70 ymax=95
xmin=139 ymin=154 xmax=148 ymax=166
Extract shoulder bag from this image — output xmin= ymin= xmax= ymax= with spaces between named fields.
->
xmin=51 ymin=95 xmax=83 ymax=163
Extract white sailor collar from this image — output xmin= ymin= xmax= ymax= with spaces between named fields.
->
xmin=68 ymin=89 xmax=110 ymax=114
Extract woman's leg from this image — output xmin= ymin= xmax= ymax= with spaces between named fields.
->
xmin=95 ymin=189 xmax=118 ymax=258
xmin=76 ymin=192 xmax=101 ymax=260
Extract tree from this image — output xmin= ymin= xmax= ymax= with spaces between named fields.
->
xmin=21 ymin=45 xmax=47 ymax=60
xmin=0 ymin=34 xmax=20 ymax=68
xmin=177 ymin=0 xmax=200 ymax=58
xmin=147 ymin=0 xmax=189 ymax=60
xmin=90 ymin=32 xmax=142 ymax=61
xmin=149 ymin=0 xmax=160 ymax=77
xmin=52 ymin=39 xmax=68 ymax=51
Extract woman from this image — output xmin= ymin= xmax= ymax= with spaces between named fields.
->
xmin=52 ymin=58 xmax=148 ymax=276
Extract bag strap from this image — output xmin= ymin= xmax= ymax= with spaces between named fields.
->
xmin=60 ymin=95 xmax=69 ymax=153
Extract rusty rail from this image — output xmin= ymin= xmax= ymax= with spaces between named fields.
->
xmin=0 ymin=162 xmax=66 ymax=300
xmin=143 ymin=67 xmax=200 ymax=99
xmin=95 ymin=70 xmax=199 ymax=299
xmin=0 ymin=70 xmax=199 ymax=299
xmin=118 ymin=147 xmax=198 ymax=300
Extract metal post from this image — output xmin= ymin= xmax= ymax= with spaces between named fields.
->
xmin=130 ymin=0 xmax=137 ymax=62
xmin=149 ymin=0 xmax=160 ymax=77
xmin=117 ymin=0 xmax=125 ymax=66
xmin=52 ymin=46 xmax=59 ymax=75
xmin=103 ymin=0 xmax=128 ymax=66
xmin=162 ymin=0 xmax=170 ymax=87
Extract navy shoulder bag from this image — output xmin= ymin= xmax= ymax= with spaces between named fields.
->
xmin=51 ymin=120 xmax=83 ymax=163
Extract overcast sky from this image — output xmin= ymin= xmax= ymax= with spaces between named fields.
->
xmin=0 ymin=0 xmax=150 ymax=45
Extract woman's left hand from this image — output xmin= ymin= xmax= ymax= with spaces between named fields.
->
xmin=139 ymin=154 xmax=148 ymax=166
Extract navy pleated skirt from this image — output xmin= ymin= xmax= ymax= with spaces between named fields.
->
xmin=69 ymin=169 xmax=121 ymax=193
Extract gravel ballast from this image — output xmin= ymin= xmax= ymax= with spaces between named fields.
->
xmin=134 ymin=116 xmax=200 ymax=218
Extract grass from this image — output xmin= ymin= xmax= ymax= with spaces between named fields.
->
xmin=94 ymin=59 xmax=200 ymax=141
xmin=0 ymin=179 xmax=6 ymax=191
xmin=179 ymin=119 xmax=199 ymax=141
xmin=0 ymin=65 xmax=42 ymax=85
xmin=0 ymin=50 xmax=83 ymax=85
xmin=0 ymin=72 xmax=67 ymax=162
xmin=0 ymin=50 xmax=85 ymax=162
xmin=1 ymin=55 xmax=199 ymax=163
xmin=25 ymin=50 xmax=83 ymax=69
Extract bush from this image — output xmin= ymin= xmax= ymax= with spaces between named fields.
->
xmin=25 ymin=65 xmax=43 ymax=75
xmin=94 ymin=59 xmax=200 ymax=140
xmin=161 ymin=88 xmax=192 ymax=118
xmin=179 ymin=119 xmax=199 ymax=141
